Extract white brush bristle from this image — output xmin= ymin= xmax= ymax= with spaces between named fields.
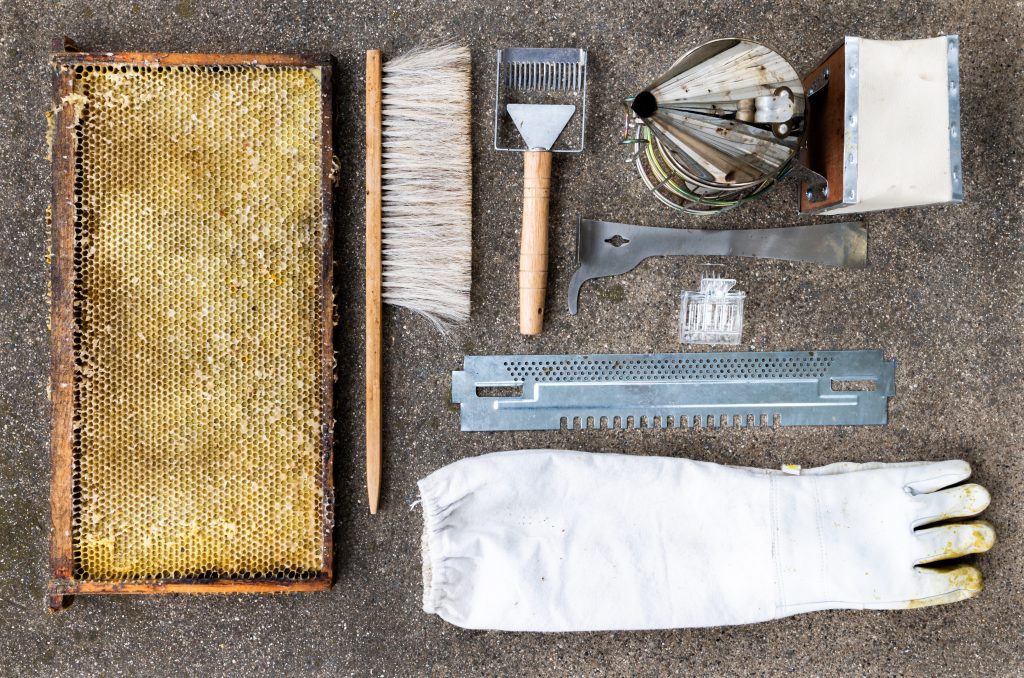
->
xmin=381 ymin=45 xmax=472 ymax=333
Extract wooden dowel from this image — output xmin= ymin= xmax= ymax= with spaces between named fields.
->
xmin=365 ymin=50 xmax=383 ymax=514
xmin=519 ymin=150 xmax=553 ymax=335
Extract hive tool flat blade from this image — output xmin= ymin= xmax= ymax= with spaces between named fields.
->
xmin=568 ymin=218 xmax=867 ymax=314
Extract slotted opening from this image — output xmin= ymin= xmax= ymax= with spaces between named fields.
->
xmin=476 ymin=385 xmax=524 ymax=398
xmin=831 ymin=379 xmax=878 ymax=392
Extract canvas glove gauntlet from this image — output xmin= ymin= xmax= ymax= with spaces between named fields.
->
xmin=418 ymin=450 xmax=994 ymax=632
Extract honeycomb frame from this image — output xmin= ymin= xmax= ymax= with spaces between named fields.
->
xmin=47 ymin=50 xmax=335 ymax=610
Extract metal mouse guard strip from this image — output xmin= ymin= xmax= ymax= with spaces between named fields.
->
xmin=452 ymin=350 xmax=895 ymax=431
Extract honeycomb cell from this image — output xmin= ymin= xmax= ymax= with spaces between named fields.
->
xmin=61 ymin=61 xmax=328 ymax=582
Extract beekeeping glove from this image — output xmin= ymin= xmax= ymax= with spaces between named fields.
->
xmin=418 ymin=449 xmax=994 ymax=632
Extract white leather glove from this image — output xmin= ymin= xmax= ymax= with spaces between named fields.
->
xmin=418 ymin=450 xmax=994 ymax=632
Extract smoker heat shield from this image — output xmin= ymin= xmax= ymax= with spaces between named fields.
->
xmin=47 ymin=51 xmax=335 ymax=609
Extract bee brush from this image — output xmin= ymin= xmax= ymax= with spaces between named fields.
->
xmin=365 ymin=46 xmax=473 ymax=513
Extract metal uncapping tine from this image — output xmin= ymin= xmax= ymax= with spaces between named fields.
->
xmin=494 ymin=47 xmax=587 ymax=153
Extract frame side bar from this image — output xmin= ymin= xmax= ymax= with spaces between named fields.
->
xmin=47 ymin=63 xmax=78 ymax=611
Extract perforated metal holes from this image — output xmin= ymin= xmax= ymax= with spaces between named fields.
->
xmin=64 ymin=62 xmax=327 ymax=582
xmin=502 ymin=355 xmax=833 ymax=382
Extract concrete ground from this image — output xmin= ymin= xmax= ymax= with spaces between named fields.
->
xmin=2 ymin=0 xmax=1022 ymax=675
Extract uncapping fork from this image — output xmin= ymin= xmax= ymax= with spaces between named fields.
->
xmin=494 ymin=48 xmax=588 ymax=335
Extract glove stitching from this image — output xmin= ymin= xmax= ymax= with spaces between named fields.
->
xmin=775 ymin=591 xmax=957 ymax=610
xmin=813 ymin=479 xmax=826 ymax=602
xmin=770 ymin=474 xmax=786 ymax=614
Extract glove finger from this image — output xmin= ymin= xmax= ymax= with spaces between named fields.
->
xmin=903 ymin=460 xmax=972 ymax=494
xmin=906 ymin=564 xmax=984 ymax=608
xmin=802 ymin=461 xmax=933 ymax=476
xmin=912 ymin=483 xmax=990 ymax=527
xmin=914 ymin=520 xmax=996 ymax=565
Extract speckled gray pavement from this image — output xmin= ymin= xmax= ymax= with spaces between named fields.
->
xmin=2 ymin=1 xmax=1022 ymax=675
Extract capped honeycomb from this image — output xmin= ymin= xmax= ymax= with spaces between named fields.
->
xmin=60 ymin=60 xmax=329 ymax=582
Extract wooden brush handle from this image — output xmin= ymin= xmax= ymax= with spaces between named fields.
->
xmin=365 ymin=49 xmax=383 ymax=514
xmin=519 ymin=150 xmax=553 ymax=335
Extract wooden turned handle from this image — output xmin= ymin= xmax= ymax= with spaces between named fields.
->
xmin=365 ymin=49 xmax=382 ymax=515
xmin=519 ymin=150 xmax=553 ymax=335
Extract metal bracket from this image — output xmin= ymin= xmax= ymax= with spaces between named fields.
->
xmin=452 ymin=350 xmax=896 ymax=431
xmin=792 ymin=163 xmax=831 ymax=203
xmin=807 ymin=66 xmax=830 ymax=98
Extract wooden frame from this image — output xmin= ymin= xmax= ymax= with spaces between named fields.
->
xmin=799 ymin=43 xmax=846 ymax=213
xmin=47 ymin=50 xmax=335 ymax=610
